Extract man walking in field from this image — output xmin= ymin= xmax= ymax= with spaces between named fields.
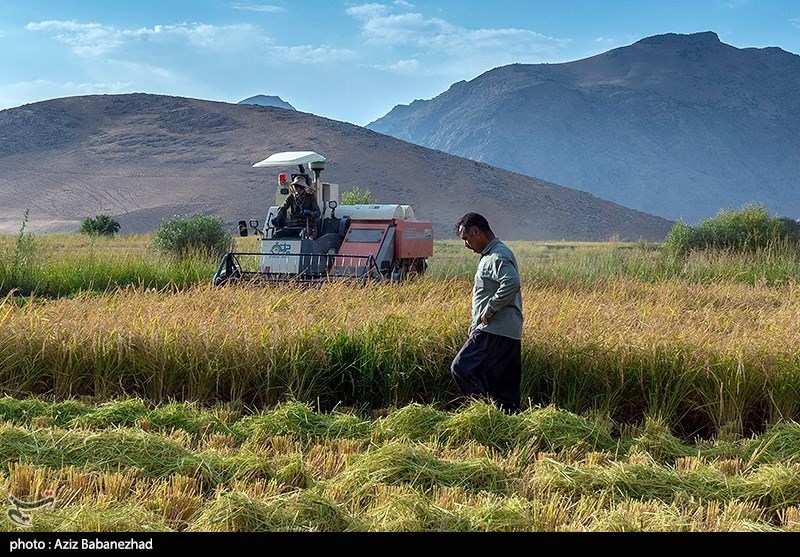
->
xmin=451 ymin=213 xmax=523 ymax=414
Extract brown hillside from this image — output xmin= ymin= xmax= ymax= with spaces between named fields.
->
xmin=0 ymin=94 xmax=672 ymax=241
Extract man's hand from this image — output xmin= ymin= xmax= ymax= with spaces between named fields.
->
xmin=303 ymin=210 xmax=312 ymax=216
xmin=480 ymin=310 xmax=492 ymax=326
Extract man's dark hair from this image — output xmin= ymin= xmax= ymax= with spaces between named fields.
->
xmin=455 ymin=212 xmax=493 ymax=235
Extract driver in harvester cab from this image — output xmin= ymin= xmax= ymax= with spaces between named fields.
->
xmin=271 ymin=175 xmax=321 ymax=236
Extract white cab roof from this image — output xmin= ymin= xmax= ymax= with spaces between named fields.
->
xmin=252 ymin=151 xmax=326 ymax=168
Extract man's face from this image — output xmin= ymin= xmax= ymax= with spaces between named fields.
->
xmin=459 ymin=225 xmax=484 ymax=254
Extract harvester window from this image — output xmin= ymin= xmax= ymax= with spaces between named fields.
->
xmin=345 ymin=229 xmax=384 ymax=243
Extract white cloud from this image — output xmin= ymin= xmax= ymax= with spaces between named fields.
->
xmin=153 ymin=23 xmax=259 ymax=50
xmin=363 ymin=13 xmax=457 ymax=46
xmin=27 ymin=20 xmax=262 ymax=57
xmin=269 ymin=44 xmax=359 ymax=64
xmin=345 ymin=2 xmax=570 ymax=74
xmin=26 ymin=18 xmax=356 ymax=65
xmin=27 ymin=20 xmax=124 ymax=56
xmin=370 ymin=58 xmax=420 ymax=73
xmin=345 ymin=3 xmax=390 ymax=19
xmin=346 ymin=8 xmax=456 ymax=45
xmin=230 ymin=3 xmax=285 ymax=13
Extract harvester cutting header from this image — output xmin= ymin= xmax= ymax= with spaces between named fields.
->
xmin=213 ymin=151 xmax=434 ymax=284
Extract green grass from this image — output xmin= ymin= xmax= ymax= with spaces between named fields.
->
xmin=5 ymin=234 xmax=800 ymax=299
xmin=0 ymin=233 xmax=220 ymax=297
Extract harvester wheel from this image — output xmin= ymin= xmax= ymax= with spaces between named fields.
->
xmin=212 ymin=254 xmax=243 ymax=286
xmin=408 ymin=258 xmax=427 ymax=278
xmin=213 ymin=267 xmax=242 ymax=286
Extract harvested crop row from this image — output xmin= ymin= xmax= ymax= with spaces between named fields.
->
xmin=4 ymin=399 xmax=800 ymax=531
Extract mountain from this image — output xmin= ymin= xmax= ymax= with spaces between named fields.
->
xmin=238 ymin=95 xmax=295 ymax=110
xmin=0 ymin=93 xmax=672 ymax=241
xmin=368 ymin=32 xmax=800 ymax=223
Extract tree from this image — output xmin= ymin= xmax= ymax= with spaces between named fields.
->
xmin=81 ymin=214 xmax=121 ymax=236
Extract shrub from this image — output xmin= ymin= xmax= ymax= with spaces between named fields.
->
xmin=153 ymin=214 xmax=233 ymax=259
xmin=777 ymin=216 xmax=800 ymax=242
xmin=341 ymin=186 xmax=373 ymax=205
xmin=664 ymin=204 xmax=797 ymax=255
xmin=80 ymin=214 xmax=121 ymax=236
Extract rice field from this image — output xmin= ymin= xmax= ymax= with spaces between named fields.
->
xmin=3 ymin=397 xmax=800 ymax=532
xmin=2 ymin=233 xmax=800 ymax=531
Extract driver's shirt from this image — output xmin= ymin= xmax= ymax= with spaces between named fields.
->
xmin=277 ymin=191 xmax=321 ymax=226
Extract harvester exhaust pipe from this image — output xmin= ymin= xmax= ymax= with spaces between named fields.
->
xmin=309 ymin=159 xmax=326 ymax=216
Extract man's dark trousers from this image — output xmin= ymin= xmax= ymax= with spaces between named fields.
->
xmin=451 ymin=330 xmax=521 ymax=413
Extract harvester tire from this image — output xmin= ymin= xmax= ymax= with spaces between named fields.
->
xmin=408 ymin=258 xmax=427 ymax=278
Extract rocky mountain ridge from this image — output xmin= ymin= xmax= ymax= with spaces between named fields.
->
xmin=368 ymin=32 xmax=800 ymax=223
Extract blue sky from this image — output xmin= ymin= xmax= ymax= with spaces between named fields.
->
xmin=1 ymin=0 xmax=798 ymax=125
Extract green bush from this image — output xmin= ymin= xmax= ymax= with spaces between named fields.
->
xmin=777 ymin=216 xmax=800 ymax=242
xmin=664 ymin=204 xmax=798 ymax=255
xmin=81 ymin=214 xmax=121 ymax=236
xmin=153 ymin=214 xmax=233 ymax=259
xmin=341 ymin=186 xmax=373 ymax=205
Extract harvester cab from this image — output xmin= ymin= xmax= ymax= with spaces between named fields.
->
xmin=213 ymin=151 xmax=433 ymax=285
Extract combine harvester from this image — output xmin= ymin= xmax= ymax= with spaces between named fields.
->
xmin=213 ymin=151 xmax=434 ymax=285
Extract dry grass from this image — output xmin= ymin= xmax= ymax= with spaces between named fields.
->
xmin=3 ymin=398 xmax=800 ymax=532
xmin=1 ymin=270 xmax=799 ymax=434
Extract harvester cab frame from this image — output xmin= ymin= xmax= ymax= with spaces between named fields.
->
xmin=213 ymin=150 xmax=433 ymax=285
